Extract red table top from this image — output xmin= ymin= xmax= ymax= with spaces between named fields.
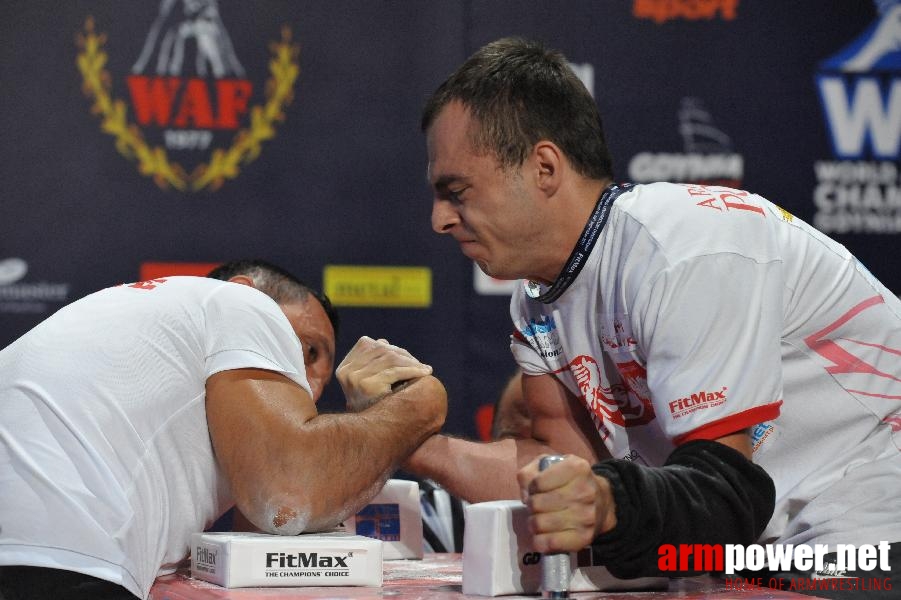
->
xmin=149 ymin=553 xmax=826 ymax=599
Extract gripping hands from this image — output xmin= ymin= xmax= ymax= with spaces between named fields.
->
xmin=336 ymin=336 xmax=435 ymax=412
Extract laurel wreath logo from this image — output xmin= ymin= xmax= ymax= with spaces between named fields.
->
xmin=75 ymin=17 xmax=299 ymax=192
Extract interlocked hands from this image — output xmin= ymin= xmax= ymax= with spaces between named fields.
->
xmin=336 ymin=336 xmax=434 ymax=412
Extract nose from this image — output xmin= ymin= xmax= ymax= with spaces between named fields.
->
xmin=431 ymin=199 xmax=459 ymax=234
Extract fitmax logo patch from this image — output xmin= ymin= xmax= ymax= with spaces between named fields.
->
xmin=668 ymin=386 xmax=728 ymax=419
xmin=193 ymin=545 xmax=218 ymax=574
xmin=195 ymin=546 xmax=217 ymax=566
xmin=265 ymin=552 xmax=350 ymax=569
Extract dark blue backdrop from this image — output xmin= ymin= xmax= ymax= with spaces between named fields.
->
xmin=1 ymin=1 xmax=894 ymax=438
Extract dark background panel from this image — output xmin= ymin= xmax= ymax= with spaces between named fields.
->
xmin=0 ymin=1 xmax=894 ymax=439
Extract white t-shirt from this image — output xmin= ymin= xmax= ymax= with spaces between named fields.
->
xmin=0 ymin=276 xmax=311 ymax=599
xmin=511 ymin=182 xmax=901 ymax=548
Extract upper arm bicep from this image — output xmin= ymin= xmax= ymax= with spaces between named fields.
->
xmin=523 ymin=372 xmax=610 ymax=462
xmin=205 ymin=368 xmax=317 ymax=504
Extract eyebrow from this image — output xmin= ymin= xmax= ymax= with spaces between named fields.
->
xmin=431 ymin=173 xmax=469 ymax=191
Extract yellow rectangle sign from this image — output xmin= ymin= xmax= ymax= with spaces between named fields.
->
xmin=323 ymin=265 xmax=432 ymax=308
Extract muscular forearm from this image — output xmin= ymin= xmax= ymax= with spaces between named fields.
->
xmin=241 ymin=376 xmax=445 ymax=534
xmin=403 ymin=433 xmax=555 ymax=503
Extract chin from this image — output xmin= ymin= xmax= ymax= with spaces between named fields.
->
xmin=477 ymin=261 xmax=519 ymax=281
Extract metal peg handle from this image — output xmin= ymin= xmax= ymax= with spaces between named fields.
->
xmin=538 ymin=455 xmax=570 ymax=599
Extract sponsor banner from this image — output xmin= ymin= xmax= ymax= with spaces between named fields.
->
xmin=354 ymin=504 xmax=401 ymax=542
xmin=323 ymin=265 xmax=431 ymax=308
xmin=633 ymin=0 xmax=740 ymax=24
xmin=628 ymin=97 xmax=744 ymax=188
xmin=814 ymin=1 xmax=901 ymax=233
xmin=0 ymin=258 xmax=71 ymax=315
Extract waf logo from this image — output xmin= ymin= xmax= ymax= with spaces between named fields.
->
xmin=565 ymin=355 xmax=655 ymax=432
xmin=75 ymin=0 xmax=299 ymax=191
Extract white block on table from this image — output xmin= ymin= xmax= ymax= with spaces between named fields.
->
xmin=339 ymin=478 xmax=424 ymax=559
xmin=461 ymin=500 xmax=667 ymax=596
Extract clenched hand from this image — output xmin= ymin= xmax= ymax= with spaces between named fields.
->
xmin=336 ymin=336 xmax=434 ymax=412
xmin=517 ymin=454 xmax=618 ymax=554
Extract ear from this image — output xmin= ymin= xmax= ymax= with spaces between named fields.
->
xmin=228 ymin=275 xmax=256 ymax=288
xmin=533 ymin=141 xmax=563 ymax=196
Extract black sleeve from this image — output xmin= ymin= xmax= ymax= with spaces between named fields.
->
xmin=589 ymin=439 xmax=775 ymax=579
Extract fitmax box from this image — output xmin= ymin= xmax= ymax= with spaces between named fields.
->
xmin=190 ymin=531 xmax=383 ymax=588
xmin=462 ymin=500 xmax=667 ymax=596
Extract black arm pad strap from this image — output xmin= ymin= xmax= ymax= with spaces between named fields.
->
xmin=589 ymin=439 xmax=775 ymax=579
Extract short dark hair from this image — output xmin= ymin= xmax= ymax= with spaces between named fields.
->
xmin=207 ymin=259 xmax=339 ymax=336
xmin=421 ymin=37 xmax=613 ymax=181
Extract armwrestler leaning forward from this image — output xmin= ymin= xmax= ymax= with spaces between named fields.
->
xmin=0 ymin=259 xmax=447 ymax=600
xmin=405 ymin=37 xmax=901 ymax=599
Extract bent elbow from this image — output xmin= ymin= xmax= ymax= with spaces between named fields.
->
xmin=242 ymin=489 xmax=352 ymax=535
xmin=246 ymin=502 xmax=313 ymax=536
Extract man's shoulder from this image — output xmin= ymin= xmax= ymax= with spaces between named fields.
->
xmin=101 ymin=276 xmax=277 ymax=321
xmin=613 ymin=182 xmax=773 ymax=254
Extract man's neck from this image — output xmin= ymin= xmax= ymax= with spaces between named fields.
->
xmin=531 ymin=178 xmax=612 ymax=285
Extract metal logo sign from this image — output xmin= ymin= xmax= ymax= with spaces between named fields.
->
xmin=75 ymin=0 xmax=299 ymax=192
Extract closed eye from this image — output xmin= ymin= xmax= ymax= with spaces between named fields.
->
xmin=448 ymin=186 xmax=468 ymax=204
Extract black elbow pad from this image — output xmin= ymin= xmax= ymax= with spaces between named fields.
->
xmin=589 ymin=439 xmax=775 ymax=579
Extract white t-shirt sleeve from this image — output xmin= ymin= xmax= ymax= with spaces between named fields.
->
xmin=634 ymin=252 xmax=783 ymax=442
xmin=509 ymin=291 xmax=551 ymax=376
xmin=201 ymin=283 xmax=312 ymax=397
